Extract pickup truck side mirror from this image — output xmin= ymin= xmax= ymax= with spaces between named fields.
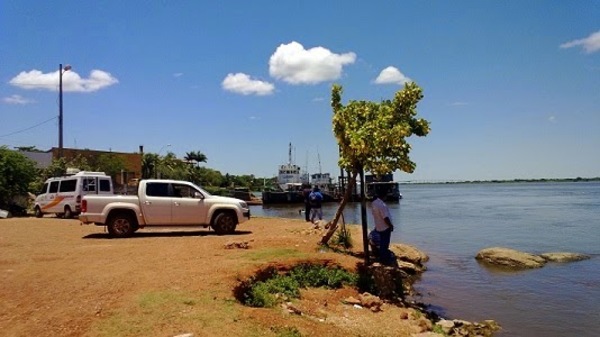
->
xmin=193 ymin=191 xmax=204 ymax=199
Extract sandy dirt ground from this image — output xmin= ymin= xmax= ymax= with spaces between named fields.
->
xmin=0 ymin=216 xmax=431 ymax=337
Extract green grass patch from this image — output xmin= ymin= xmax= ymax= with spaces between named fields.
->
xmin=241 ymin=248 xmax=308 ymax=261
xmin=92 ymin=290 xmax=239 ymax=337
xmin=240 ymin=263 xmax=357 ymax=308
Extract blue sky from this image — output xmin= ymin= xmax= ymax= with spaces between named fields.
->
xmin=1 ymin=1 xmax=599 ymax=181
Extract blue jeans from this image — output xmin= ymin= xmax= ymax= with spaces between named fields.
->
xmin=377 ymin=228 xmax=392 ymax=264
xmin=310 ymin=207 xmax=322 ymax=222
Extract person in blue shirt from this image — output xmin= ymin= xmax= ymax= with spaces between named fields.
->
xmin=308 ymin=186 xmax=323 ymax=223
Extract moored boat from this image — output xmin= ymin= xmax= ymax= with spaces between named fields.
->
xmin=229 ymin=187 xmax=263 ymax=205
xmin=365 ymin=174 xmax=401 ymax=202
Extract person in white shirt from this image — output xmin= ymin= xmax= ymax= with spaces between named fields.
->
xmin=371 ymin=189 xmax=394 ymax=264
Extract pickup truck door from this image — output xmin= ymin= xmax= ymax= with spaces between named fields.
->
xmin=141 ymin=182 xmax=172 ymax=225
xmin=170 ymin=183 xmax=207 ymax=225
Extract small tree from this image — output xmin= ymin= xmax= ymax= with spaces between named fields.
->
xmin=0 ymin=147 xmax=37 ymax=207
xmin=94 ymin=153 xmax=126 ymax=178
xmin=322 ymin=82 xmax=431 ymax=245
xmin=142 ymin=153 xmax=159 ymax=179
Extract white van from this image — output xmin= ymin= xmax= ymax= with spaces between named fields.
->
xmin=34 ymin=171 xmax=114 ymax=218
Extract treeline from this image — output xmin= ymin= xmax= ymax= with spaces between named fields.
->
xmin=409 ymin=177 xmax=600 ymax=185
xmin=141 ymin=151 xmax=276 ymax=193
xmin=0 ymin=146 xmax=276 ymax=211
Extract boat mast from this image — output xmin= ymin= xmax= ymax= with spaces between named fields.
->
xmin=288 ymin=142 xmax=292 ymax=165
xmin=318 ymin=150 xmax=322 ymax=175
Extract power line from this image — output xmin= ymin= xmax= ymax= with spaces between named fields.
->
xmin=0 ymin=116 xmax=57 ymax=138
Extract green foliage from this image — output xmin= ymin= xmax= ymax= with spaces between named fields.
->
xmin=14 ymin=146 xmax=43 ymax=152
xmin=94 ymin=153 xmax=126 ymax=177
xmin=142 ymin=151 xmax=270 ymax=190
xmin=331 ymin=82 xmax=431 ymax=175
xmin=331 ymin=226 xmax=353 ymax=250
xmin=0 ymin=147 xmax=37 ymax=206
xmin=195 ymin=167 xmax=225 ymax=186
xmin=432 ymin=324 xmax=449 ymax=336
xmin=247 ymin=276 xmax=300 ymax=307
xmin=184 ymin=150 xmax=208 ymax=167
xmin=141 ymin=153 xmax=159 ymax=179
xmin=243 ymin=263 xmax=357 ymax=308
xmin=289 ymin=264 xmax=357 ymax=288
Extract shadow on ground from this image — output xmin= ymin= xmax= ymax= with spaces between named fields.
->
xmin=83 ymin=230 xmax=253 ymax=239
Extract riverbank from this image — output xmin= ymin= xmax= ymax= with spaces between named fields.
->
xmin=0 ymin=216 xmax=492 ymax=337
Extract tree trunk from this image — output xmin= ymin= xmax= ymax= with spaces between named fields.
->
xmin=321 ymin=170 xmax=358 ymax=245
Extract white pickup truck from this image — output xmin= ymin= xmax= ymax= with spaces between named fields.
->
xmin=79 ymin=179 xmax=250 ymax=238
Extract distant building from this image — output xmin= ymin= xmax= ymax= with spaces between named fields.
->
xmin=19 ymin=147 xmax=143 ymax=191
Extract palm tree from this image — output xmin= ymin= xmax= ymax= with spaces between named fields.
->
xmin=142 ymin=153 xmax=159 ymax=179
xmin=184 ymin=150 xmax=207 ymax=168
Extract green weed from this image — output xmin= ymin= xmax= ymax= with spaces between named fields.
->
xmin=242 ymin=263 xmax=357 ymax=308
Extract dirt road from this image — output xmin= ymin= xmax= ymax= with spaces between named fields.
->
xmin=0 ymin=217 xmax=425 ymax=337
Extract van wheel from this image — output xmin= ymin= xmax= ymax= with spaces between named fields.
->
xmin=35 ymin=207 xmax=43 ymax=218
xmin=107 ymin=213 xmax=135 ymax=238
xmin=211 ymin=211 xmax=237 ymax=235
xmin=64 ymin=206 xmax=73 ymax=219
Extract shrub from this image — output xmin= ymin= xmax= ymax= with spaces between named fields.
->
xmin=242 ymin=263 xmax=357 ymax=308
xmin=331 ymin=226 xmax=353 ymax=250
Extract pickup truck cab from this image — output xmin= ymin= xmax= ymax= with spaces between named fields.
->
xmin=79 ymin=179 xmax=250 ymax=238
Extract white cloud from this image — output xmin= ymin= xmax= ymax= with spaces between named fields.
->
xmin=269 ymin=41 xmax=356 ymax=84
xmin=222 ymin=73 xmax=275 ymax=96
xmin=9 ymin=69 xmax=119 ymax=92
xmin=560 ymin=30 xmax=600 ymax=53
xmin=3 ymin=94 xmax=34 ymax=105
xmin=450 ymin=101 xmax=469 ymax=106
xmin=173 ymin=72 xmax=183 ymax=77
xmin=549 ymin=116 xmax=556 ymax=123
xmin=374 ymin=66 xmax=411 ymax=85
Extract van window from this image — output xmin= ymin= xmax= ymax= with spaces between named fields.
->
xmin=40 ymin=183 xmax=49 ymax=195
xmin=146 ymin=183 xmax=169 ymax=197
xmin=83 ymin=178 xmax=96 ymax=192
xmin=99 ymin=179 xmax=111 ymax=192
xmin=49 ymin=181 xmax=59 ymax=193
xmin=59 ymin=179 xmax=77 ymax=192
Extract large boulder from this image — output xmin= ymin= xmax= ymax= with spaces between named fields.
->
xmin=390 ymin=243 xmax=429 ymax=264
xmin=475 ymin=247 xmax=546 ymax=269
xmin=540 ymin=252 xmax=590 ymax=263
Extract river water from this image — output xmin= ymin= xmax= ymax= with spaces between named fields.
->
xmin=250 ymin=182 xmax=600 ymax=337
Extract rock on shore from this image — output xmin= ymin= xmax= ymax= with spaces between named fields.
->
xmin=476 ymin=247 xmax=590 ymax=270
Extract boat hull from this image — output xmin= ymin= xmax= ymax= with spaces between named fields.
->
xmin=262 ymin=190 xmax=338 ymax=204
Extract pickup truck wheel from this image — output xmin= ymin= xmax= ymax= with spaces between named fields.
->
xmin=108 ymin=214 xmax=135 ymax=238
xmin=64 ymin=206 xmax=73 ymax=219
xmin=34 ymin=206 xmax=43 ymax=218
xmin=211 ymin=212 xmax=237 ymax=235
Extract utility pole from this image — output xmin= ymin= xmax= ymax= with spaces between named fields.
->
xmin=58 ymin=64 xmax=71 ymax=158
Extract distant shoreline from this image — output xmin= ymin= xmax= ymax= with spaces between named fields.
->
xmin=398 ymin=177 xmax=600 ymax=185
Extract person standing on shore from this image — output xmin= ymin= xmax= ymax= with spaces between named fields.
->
xmin=302 ymin=184 xmax=312 ymax=222
xmin=309 ymin=186 xmax=323 ymax=223
xmin=371 ymin=189 xmax=394 ymax=264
